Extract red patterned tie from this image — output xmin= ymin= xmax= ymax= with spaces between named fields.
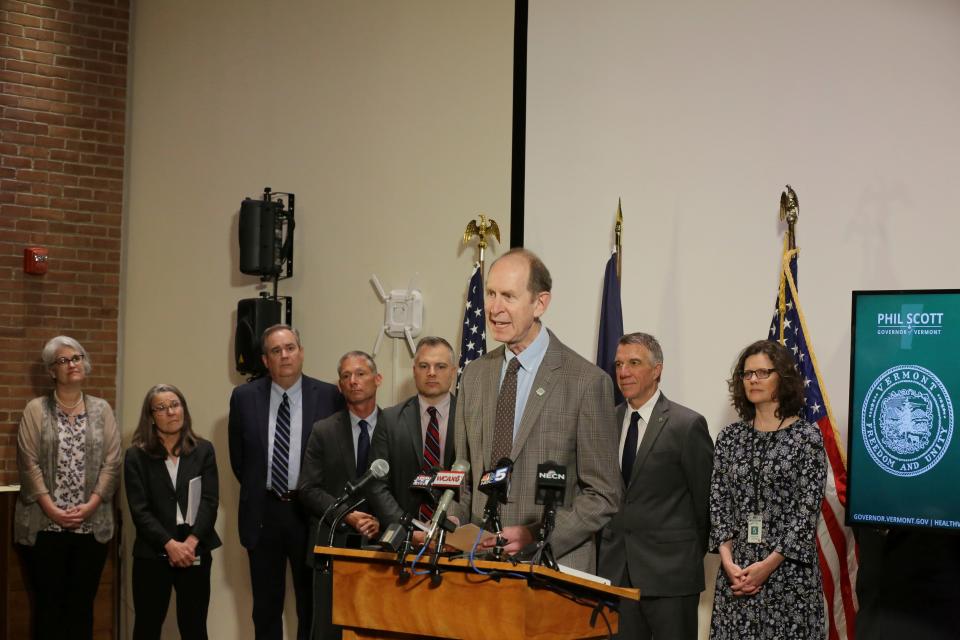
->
xmin=418 ymin=406 xmax=441 ymax=521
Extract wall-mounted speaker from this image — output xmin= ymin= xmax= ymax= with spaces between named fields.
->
xmin=235 ymin=297 xmax=282 ymax=376
xmin=239 ymin=198 xmax=279 ymax=276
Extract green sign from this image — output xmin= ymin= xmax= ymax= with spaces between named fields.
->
xmin=848 ymin=290 xmax=960 ymax=530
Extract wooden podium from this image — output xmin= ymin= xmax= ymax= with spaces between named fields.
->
xmin=314 ymin=546 xmax=639 ymax=640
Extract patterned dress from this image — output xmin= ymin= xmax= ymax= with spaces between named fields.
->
xmin=709 ymin=419 xmax=826 ymax=640
xmin=45 ymin=408 xmax=92 ymax=534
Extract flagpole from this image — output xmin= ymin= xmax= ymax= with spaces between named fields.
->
xmin=769 ymin=184 xmax=859 ymax=639
xmin=615 ymin=198 xmax=623 ymax=279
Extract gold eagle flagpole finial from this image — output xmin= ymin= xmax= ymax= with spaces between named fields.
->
xmin=779 ymin=184 xmax=799 ymax=251
xmin=615 ymin=198 xmax=623 ymax=279
xmin=463 ymin=213 xmax=501 ymax=275
xmin=776 ymin=185 xmax=800 ymax=341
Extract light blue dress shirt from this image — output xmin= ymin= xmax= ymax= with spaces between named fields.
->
xmin=266 ymin=376 xmax=303 ymax=491
xmin=499 ymin=323 xmax=550 ymax=437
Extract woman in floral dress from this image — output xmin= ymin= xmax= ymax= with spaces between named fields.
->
xmin=709 ymin=339 xmax=826 ymax=640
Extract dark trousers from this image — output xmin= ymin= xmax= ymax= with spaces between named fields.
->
xmin=27 ymin=531 xmax=108 ymax=640
xmin=132 ymin=554 xmax=212 ymax=640
xmin=248 ymin=495 xmax=312 ymax=640
xmin=615 ymin=566 xmax=699 ymax=640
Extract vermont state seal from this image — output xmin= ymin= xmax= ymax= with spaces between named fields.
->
xmin=861 ymin=365 xmax=954 ymax=477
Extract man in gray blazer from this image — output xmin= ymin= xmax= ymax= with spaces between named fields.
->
xmin=454 ymin=248 xmax=622 ymax=573
xmin=598 ymin=332 xmax=714 ymax=640
xmin=368 ymin=336 xmax=458 ymax=526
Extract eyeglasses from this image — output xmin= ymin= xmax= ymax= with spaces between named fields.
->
xmin=741 ymin=368 xmax=776 ymax=380
xmin=151 ymin=400 xmax=182 ymax=413
xmin=54 ymin=354 xmax=85 ymax=367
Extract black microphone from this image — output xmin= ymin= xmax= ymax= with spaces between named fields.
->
xmin=532 ymin=461 xmax=566 ymax=569
xmin=535 ymin=461 xmax=566 ymax=506
xmin=479 ymin=457 xmax=513 ymax=514
xmin=425 ymin=459 xmax=469 ymax=543
xmin=334 ymin=458 xmax=390 ymax=508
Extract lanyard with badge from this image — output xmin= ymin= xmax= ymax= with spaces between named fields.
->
xmin=747 ymin=417 xmax=786 ymax=544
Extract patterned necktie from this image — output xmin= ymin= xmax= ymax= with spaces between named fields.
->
xmin=491 ymin=358 xmax=521 ymax=466
xmin=419 ymin=406 xmax=441 ymax=521
xmin=356 ymin=419 xmax=371 ymax=475
xmin=621 ymin=411 xmax=640 ymax=486
xmin=271 ymin=392 xmax=291 ymax=496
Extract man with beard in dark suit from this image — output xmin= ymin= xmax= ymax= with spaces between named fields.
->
xmin=228 ymin=325 xmax=341 ymax=640
xmin=368 ymin=337 xmax=458 ymax=528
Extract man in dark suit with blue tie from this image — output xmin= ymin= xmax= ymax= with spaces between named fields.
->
xmin=228 ymin=325 xmax=341 ymax=640
xmin=598 ymin=332 xmax=714 ymax=640
xmin=298 ymin=350 xmax=383 ymax=639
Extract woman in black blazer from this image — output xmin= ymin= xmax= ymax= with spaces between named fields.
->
xmin=125 ymin=384 xmax=221 ymax=640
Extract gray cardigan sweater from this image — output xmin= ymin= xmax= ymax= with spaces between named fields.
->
xmin=15 ymin=393 xmax=122 ymax=545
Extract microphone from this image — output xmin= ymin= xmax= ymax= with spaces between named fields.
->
xmin=410 ymin=471 xmax=436 ymax=492
xmin=425 ymin=459 xmax=469 ymax=543
xmin=479 ymin=457 xmax=513 ymax=519
xmin=533 ymin=461 xmax=566 ymax=570
xmin=334 ymin=458 xmax=390 ymax=507
xmin=535 ymin=461 xmax=566 ymax=506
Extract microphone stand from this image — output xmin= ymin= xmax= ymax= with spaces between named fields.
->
xmin=428 ymin=525 xmax=449 ymax=586
xmin=395 ymin=514 xmax=415 ymax=583
xmin=482 ymin=499 xmax=506 ymax=561
xmin=426 ymin=514 xmax=458 ymax=586
xmin=310 ymin=496 xmax=361 ymax=640
xmin=531 ymin=497 xmax=559 ymax=571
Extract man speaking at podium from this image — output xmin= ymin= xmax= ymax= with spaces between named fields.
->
xmin=453 ymin=248 xmax=621 ymax=572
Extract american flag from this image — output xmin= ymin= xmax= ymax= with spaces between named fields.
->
xmin=769 ymin=246 xmax=858 ymax=640
xmin=458 ymin=263 xmax=486 ymax=389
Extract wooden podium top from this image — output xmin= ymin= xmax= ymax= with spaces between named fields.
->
xmin=316 ymin=546 xmax=639 ymax=639
xmin=314 ymin=545 xmax=639 ymax=601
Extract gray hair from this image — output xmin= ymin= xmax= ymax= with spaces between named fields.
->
xmin=41 ymin=335 xmax=92 ymax=375
xmin=260 ymin=324 xmax=302 ymax=352
xmin=618 ymin=332 xmax=664 ymax=365
xmin=337 ymin=350 xmax=377 ymax=375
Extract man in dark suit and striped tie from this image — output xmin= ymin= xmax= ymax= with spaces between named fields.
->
xmin=228 ymin=325 xmax=341 ymax=640
xmin=368 ymin=336 xmax=458 ymax=528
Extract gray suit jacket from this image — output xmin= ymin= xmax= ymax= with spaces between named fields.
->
xmin=453 ymin=328 xmax=622 ymax=573
xmin=368 ymin=394 xmax=457 ymax=525
xmin=597 ymin=393 xmax=714 ymax=596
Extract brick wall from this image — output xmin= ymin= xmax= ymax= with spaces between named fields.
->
xmin=0 ymin=0 xmax=129 ymax=485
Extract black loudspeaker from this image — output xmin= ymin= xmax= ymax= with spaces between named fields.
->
xmin=239 ymin=198 xmax=278 ymax=276
xmin=235 ymin=297 xmax=282 ymax=375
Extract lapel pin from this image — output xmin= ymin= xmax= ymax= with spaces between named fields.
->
xmin=536 ymin=387 xmax=545 ymax=396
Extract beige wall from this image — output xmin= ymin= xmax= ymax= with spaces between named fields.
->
xmin=121 ymin=1 xmax=513 ymax=637
xmin=524 ymin=1 xmax=960 ymax=636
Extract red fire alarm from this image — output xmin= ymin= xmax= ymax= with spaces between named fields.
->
xmin=24 ymin=247 xmax=49 ymax=275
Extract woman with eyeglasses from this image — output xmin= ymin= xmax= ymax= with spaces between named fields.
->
xmin=125 ymin=384 xmax=220 ymax=640
xmin=14 ymin=336 xmax=122 ymax=640
xmin=708 ymin=339 xmax=827 ymax=640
